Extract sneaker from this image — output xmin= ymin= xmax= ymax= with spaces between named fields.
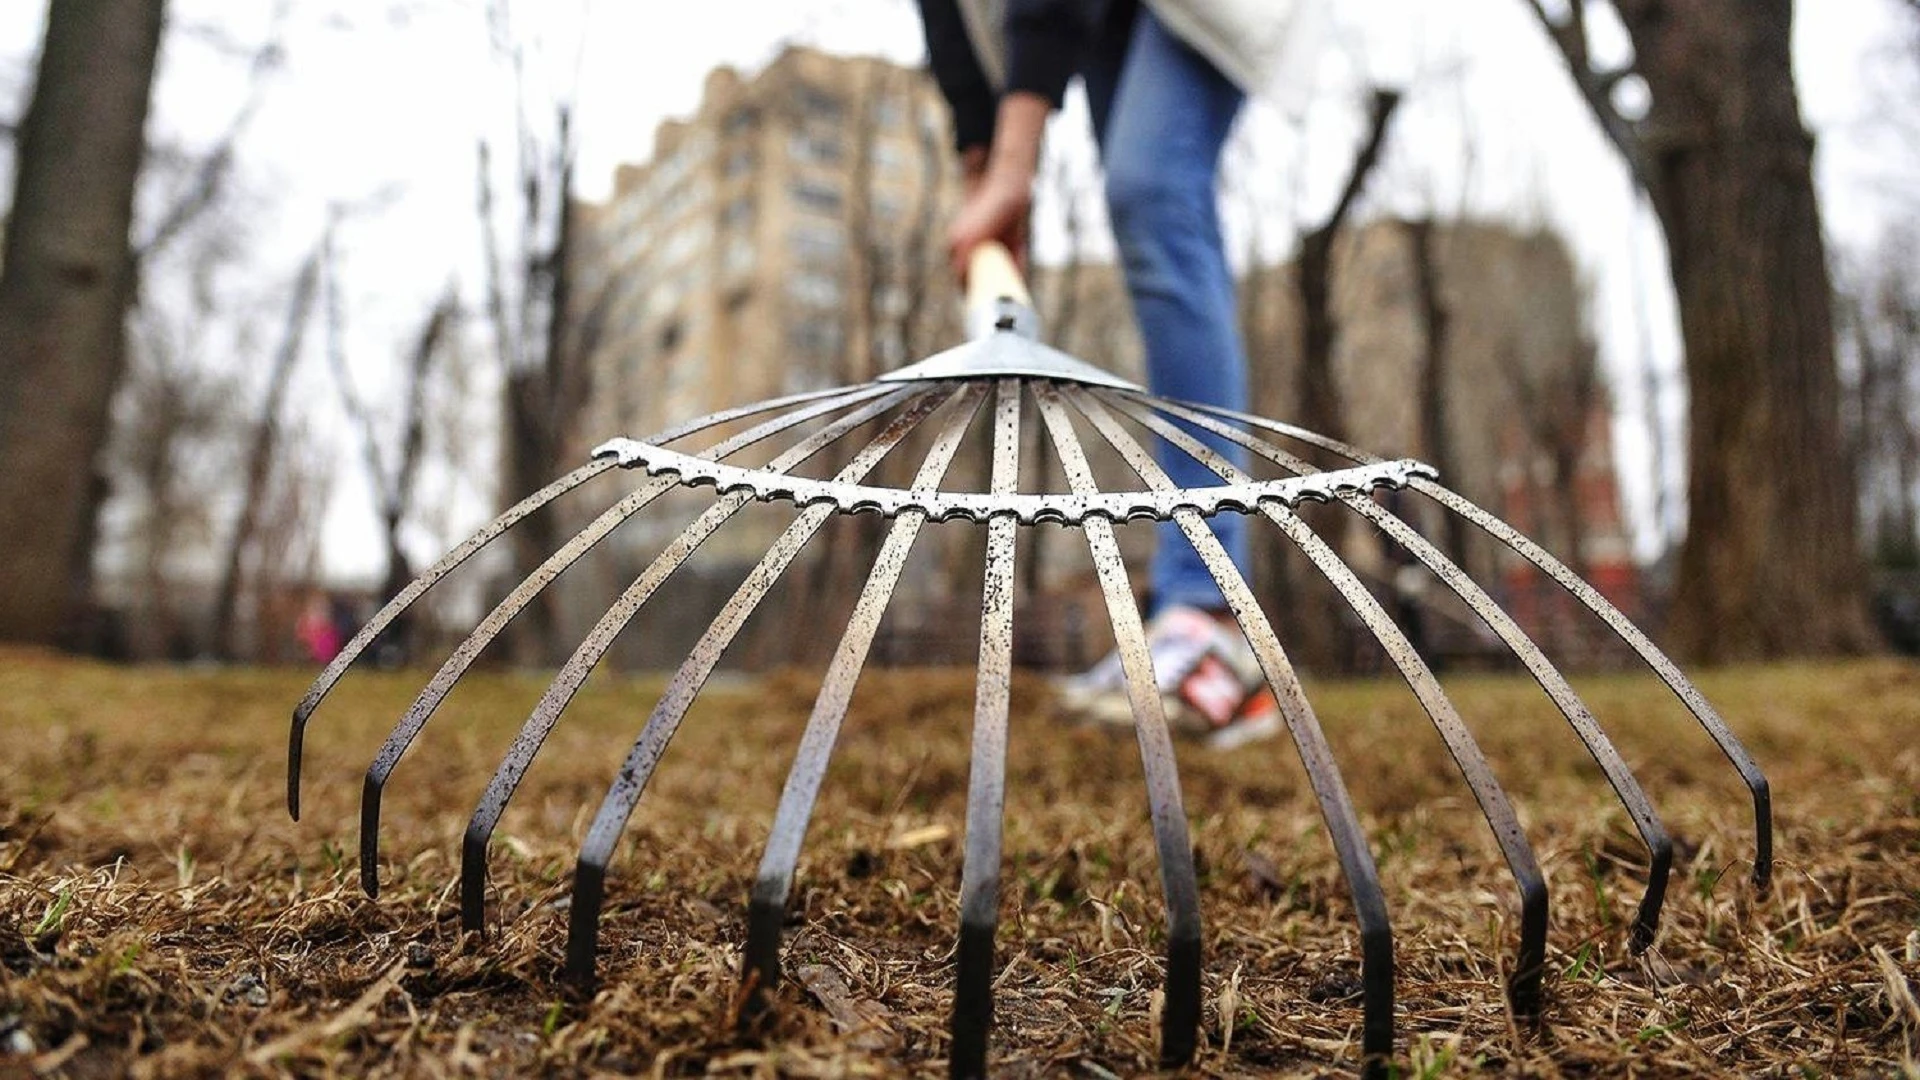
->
xmin=1057 ymin=605 xmax=1281 ymax=749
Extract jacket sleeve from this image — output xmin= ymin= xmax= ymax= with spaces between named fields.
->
xmin=1004 ymin=0 xmax=1107 ymax=108
xmin=916 ymin=0 xmax=998 ymax=152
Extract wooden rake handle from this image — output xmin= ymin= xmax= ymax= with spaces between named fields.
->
xmin=965 ymin=240 xmax=1031 ymax=313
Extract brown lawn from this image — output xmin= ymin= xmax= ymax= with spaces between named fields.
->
xmin=1 ymin=648 xmax=1916 ymax=1076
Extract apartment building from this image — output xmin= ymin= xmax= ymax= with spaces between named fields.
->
xmin=574 ymin=46 xmax=962 ymax=452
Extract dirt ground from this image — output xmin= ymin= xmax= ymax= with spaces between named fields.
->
xmin=1 ymin=648 xmax=1916 ymax=1077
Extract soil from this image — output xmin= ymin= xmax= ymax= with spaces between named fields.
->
xmin=1 ymin=648 xmax=1916 ymax=1076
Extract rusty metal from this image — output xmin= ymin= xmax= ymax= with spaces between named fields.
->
xmin=290 ymin=282 xmax=1771 ymax=1080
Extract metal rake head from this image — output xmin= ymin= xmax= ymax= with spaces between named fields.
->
xmin=286 ymin=261 xmax=1771 ymax=1079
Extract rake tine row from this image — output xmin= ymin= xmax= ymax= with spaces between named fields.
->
xmin=1157 ymin=393 xmax=1771 ymax=892
xmin=287 ymin=382 xmax=877 ymax=820
xmin=739 ymin=381 xmax=989 ymax=1022
xmin=1093 ymin=391 xmax=1548 ymax=1024
xmin=951 ymin=380 xmax=1023 ymax=1080
xmin=1136 ymin=388 xmax=1766 ymax=899
xmin=1063 ymin=387 xmax=1398 ymax=1072
xmin=358 ymin=384 xmax=904 ymax=896
xmin=463 ymin=385 xmax=956 ymax=934
xmin=1031 ymin=383 xmax=1205 ymax=1070
xmin=561 ymin=384 xmax=967 ymax=981
xmin=1128 ymin=394 xmax=1678 ymax=950
xmin=1410 ymin=479 xmax=1773 ymax=890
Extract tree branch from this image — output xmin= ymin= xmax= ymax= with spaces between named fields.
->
xmin=1519 ymin=0 xmax=1661 ymax=199
xmin=134 ymin=2 xmax=289 ymax=265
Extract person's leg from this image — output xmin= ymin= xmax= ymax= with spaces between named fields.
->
xmin=1100 ymin=9 xmax=1250 ymax=614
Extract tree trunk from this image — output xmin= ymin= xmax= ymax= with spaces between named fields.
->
xmin=0 ymin=0 xmax=166 ymax=647
xmin=1617 ymin=0 xmax=1872 ymax=658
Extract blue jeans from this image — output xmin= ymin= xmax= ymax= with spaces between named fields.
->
xmin=1082 ymin=6 xmax=1251 ymax=615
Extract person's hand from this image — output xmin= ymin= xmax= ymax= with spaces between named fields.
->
xmin=948 ymin=165 xmax=1031 ymax=280
xmin=948 ymin=92 xmax=1048 ymax=282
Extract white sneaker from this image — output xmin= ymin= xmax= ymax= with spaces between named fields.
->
xmin=1058 ymin=605 xmax=1282 ymax=749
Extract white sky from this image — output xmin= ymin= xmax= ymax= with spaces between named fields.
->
xmin=1 ymin=0 xmax=1915 ymax=583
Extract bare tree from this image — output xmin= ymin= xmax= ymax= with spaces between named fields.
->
xmin=0 ymin=0 xmax=166 ymax=647
xmin=115 ymin=286 xmax=243 ymax=659
xmin=1294 ymin=89 xmax=1401 ymax=451
xmin=322 ymin=217 xmax=460 ymax=661
xmin=1405 ymin=217 xmax=1473 ymax=567
xmin=1840 ymin=229 xmax=1920 ymax=569
xmin=1523 ymin=0 xmax=1872 ymax=659
xmin=210 ymin=247 xmax=321 ymax=659
xmin=476 ymin=1 xmax=597 ymax=665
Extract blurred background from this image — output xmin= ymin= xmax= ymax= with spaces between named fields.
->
xmin=0 ymin=0 xmax=1915 ymax=672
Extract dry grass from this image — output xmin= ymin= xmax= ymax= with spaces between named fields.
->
xmin=1 ymin=647 xmax=1916 ymax=1077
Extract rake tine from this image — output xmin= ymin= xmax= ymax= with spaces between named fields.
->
xmin=457 ymin=385 xmax=938 ymax=933
xmin=286 ymin=382 xmax=874 ymax=820
xmin=951 ymin=380 xmax=1022 ymax=1080
xmin=1137 ymin=392 xmax=1378 ymax=468
xmin=1066 ymin=388 xmax=1398 ymax=1072
xmin=1411 ymin=477 xmax=1773 ymax=891
xmin=1129 ymin=394 xmax=1686 ymax=953
xmin=356 ymin=386 xmax=900 ymax=898
xmin=288 ymin=459 xmax=610 ymax=820
xmin=740 ymin=382 xmax=987 ymax=1025
xmin=1134 ymin=393 xmax=1770 ymax=891
xmin=1032 ymin=382 xmax=1203 ymax=1070
xmin=561 ymin=385 xmax=962 ymax=984
xmin=1339 ymin=500 xmax=1671 ymax=954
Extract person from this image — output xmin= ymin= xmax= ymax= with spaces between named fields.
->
xmin=916 ymin=0 xmax=1325 ymax=749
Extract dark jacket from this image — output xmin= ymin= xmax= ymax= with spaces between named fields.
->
xmin=916 ymin=0 xmax=1134 ymax=151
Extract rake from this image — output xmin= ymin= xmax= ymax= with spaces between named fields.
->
xmin=286 ymin=242 xmax=1771 ymax=1078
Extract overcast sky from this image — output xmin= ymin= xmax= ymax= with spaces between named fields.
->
xmin=2 ymin=0 xmax=1915 ymax=582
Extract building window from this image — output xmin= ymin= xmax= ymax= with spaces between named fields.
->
xmin=790 ymin=222 xmax=844 ymax=263
xmin=874 ymin=97 xmax=905 ymax=128
xmin=788 ymin=131 xmax=843 ymax=165
xmin=790 ymin=178 xmax=842 ymax=214
xmin=790 ymin=317 xmax=844 ymax=358
xmin=870 ymin=192 xmax=905 ymax=224
xmin=659 ymin=319 xmax=684 ymax=353
xmin=794 ymin=84 xmax=843 ymax=121
xmin=724 ymin=235 xmax=755 ymax=279
xmin=725 ymin=106 xmax=758 ymax=134
xmin=725 ymin=287 xmax=752 ymax=314
xmin=661 ymin=220 xmax=711 ymax=267
xmin=726 ymin=149 xmax=754 ymax=178
xmin=876 ymin=325 xmax=907 ymax=366
xmin=787 ymin=271 xmax=842 ymax=308
xmin=720 ymin=195 xmax=753 ymax=229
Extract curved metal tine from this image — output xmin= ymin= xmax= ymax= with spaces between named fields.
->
xmin=739 ymin=382 xmax=988 ymax=1024
xmin=559 ymin=384 xmax=964 ymax=983
xmin=286 ymin=382 xmax=875 ymax=820
xmin=458 ymin=384 xmax=938 ymax=933
xmin=356 ymin=384 xmax=901 ymax=897
xmin=951 ymin=380 xmax=1022 ymax=1080
xmin=1132 ymin=394 xmax=1686 ymax=947
xmin=1030 ymin=382 xmax=1203 ymax=1071
xmin=1066 ymin=389 xmax=1397 ymax=1072
xmin=1097 ymin=391 xmax=1547 ymax=1020
xmin=1411 ymin=477 xmax=1773 ymax=890
xmin=1114 ymin=389 xmax=1381 ymax=468
xmin=288 ymin=459 xmax=610 ymax=819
